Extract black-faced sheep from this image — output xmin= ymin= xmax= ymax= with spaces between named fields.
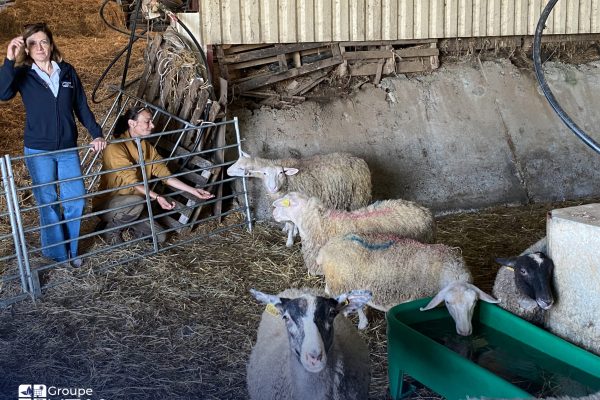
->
xmin=247 ymin=287 xmax=372 ymax=400
xmin=227 ymin=151 xmax=372 ymax=246
xmin=493 ymin=252 xmax=555 ymax=325
xmin=272 ymin=192 xmax=436 ymax=275
xmin=317 ymin=233 xmax=498 ymax=334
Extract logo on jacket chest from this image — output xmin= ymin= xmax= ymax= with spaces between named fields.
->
xmin=61 ymin=81 xmax=73 ymax=88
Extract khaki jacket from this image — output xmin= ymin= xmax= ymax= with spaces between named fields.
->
xmin=93 ymin=131 xmax=171 ymax=209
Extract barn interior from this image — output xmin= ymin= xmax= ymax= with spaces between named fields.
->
xmin=0 ymin=1 xmax=599 ymax=399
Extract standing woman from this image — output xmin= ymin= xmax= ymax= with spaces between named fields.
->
xmin=0 ymin=22 xmax=106 ymax=266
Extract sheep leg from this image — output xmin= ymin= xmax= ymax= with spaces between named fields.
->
xmin=357 ymin=307 xmax=369 ymax=330
xmin=341 ymin=304 xmax=368 ymax=329
xmin=284 ymin=222 xmax=297 ymax=247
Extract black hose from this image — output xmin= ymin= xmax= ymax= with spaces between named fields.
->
xmin=95 ymin=0 xmax=216 ymax=102
xmin=99 ymin=0 xmax=148 ymax=40
xmin=91 ymin=35 xmax=144 ymax=104
xmin=120 ymin=0 xmax=143 ymax=97
xmin=533 ymin=0 xmax=600 ymax=154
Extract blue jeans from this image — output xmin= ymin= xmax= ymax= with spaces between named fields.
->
xmin=24 ymin=147 xmax=86 ymax=261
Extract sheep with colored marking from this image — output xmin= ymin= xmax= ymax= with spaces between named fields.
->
xmin=227 ymin=151 xmax=372 ymax=246
xmin=317 ymin=233 xmax=498 ymax=333
xmin=246 ymin=287 xmax=372 ymax=400
xmin=272 ymin=192 xmax=436 ymax=275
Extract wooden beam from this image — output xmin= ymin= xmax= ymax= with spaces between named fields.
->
xmin=222 ymin=44 xmax=272 ymax=55
xmin=396 ymin=60 xmax=429 ymax=74
xmin=236 ymin=52 xmax=343 ymax=93
xmin=221 ymin=43 xmax=326 ymax=64
xmin=343 ymin=50 xmax=394 ymax=60
xmin=340 ymin=39 xmax=438 ymax=47
xmin=288 ymin=68 xmax=330 ymax=96
xmin=374 ymin=59 xmax=385 ymax=85
xmin=395 ymin=47 xmax=440 ymax=57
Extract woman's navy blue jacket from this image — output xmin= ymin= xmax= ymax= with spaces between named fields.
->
xmin=0 ymin=57 xmax=102 ymax=151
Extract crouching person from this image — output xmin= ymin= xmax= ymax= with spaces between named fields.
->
xmin=93 ymin=106 xmax=214 ymax=244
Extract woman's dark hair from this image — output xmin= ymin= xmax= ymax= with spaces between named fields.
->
xmin=18 ymin=22 xmax=62 ymax=66
xmin=113 ymin=106 xmax=150 ymax=137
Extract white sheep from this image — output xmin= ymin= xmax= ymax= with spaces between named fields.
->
xmin=317 ymin=233 xmax=498 ymax=333
xmin=492 ymin=251 xmax=555 ymax=326
xmin=247 ymin=287 xmax=372 ymax=400
xmin=227 ymin=151 xmax=372 ymax=246
xmin=272 ymin=192 xmax=436 ymax=275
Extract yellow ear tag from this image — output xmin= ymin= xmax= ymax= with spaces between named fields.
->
xmin=505 ymin=266 xmax=514 ymax=272
xmin=342 ymin=299 xmax=349 ymax=307
xmin=281 ymin=198 xmax=290 ymax=207
xmin=266 ymin=303 xmax=280 ymax=316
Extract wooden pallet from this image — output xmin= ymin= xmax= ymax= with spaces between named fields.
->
xmin=135 ymin=30 xmax=227 ymax=234
xmin=341 ymin=41 xmax=439 ymax=83
xmin=216 ymin=39 xmax=439 ymax=104
xmin=217 ymin=42 xmax=343 ymax=103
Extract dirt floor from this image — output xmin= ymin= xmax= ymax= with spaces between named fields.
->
xmin=0 ymin=1 xmax=599 ymax=400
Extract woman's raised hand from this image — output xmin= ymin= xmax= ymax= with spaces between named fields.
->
xmin=7 ymin=36 xmax=24 ymax=61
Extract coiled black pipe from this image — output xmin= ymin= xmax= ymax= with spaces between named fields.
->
xmin=91 ymin=38 xmax=142 ymax=104
xmin=99 ymin=0 xmax=148 ymax=40
xmin=533 ymin=0 xmax=600 ymax=154
xmin=95 ymin=0 xmax=215 ymax=102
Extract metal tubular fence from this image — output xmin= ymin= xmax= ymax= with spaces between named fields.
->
xmin=0 ymin=91 xmax=252 ymax=307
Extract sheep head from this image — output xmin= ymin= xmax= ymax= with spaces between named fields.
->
xmin=226 ymin=151 xmax=255 ymax=177
xmin=495 ymin=252 xmax=555 ymax=310
xmin=420 ymin=282 xmax=499 ymax=336
xmin=255 ymin=165 xmax=299 ymax=194
xmin=250 ymin=288 xmax=372 ymax=373
xmin=272 ymin=192 xmax=310 ymax=224
xmin=226 ymin=151 xmax=299 ymax=193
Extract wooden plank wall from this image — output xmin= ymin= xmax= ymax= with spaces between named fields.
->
xmin=179 ymin=0 xmax=600 ymax=44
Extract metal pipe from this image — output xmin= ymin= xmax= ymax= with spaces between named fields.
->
xmin=533 ymin=0 xmax=600 ymax=154
xmin=0 ymin=157 xmax=27 ymax=292
xmin=234 ymin=117 xmax=253 ymax=232
xmin=135 ymin=137 xmax=160 ymax=253
xmin=4 ymin=156 xmax=36 ymax=299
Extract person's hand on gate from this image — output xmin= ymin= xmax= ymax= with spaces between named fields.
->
xmin=90 ymin=137 xmax=107 ymax=152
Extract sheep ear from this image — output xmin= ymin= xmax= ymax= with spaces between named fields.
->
xmin=336 ymin=290 xmax=372 ymax=315
xmin=272 ymin=196 xmax=292 ymax=208
xmin=466 ymin=283 xmax=500 ymax=304
xmin=420 ymin=287 xmax=449 ymax=311
xmin=495 ymin=257 xmax=518 ymax=267
xmin=283 ymin=167 xmax=299 ymax=176
xmin=250 ymin=289 xmax=281 ymax=306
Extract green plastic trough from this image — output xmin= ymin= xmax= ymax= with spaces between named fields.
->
xmin=387 ymin=298 xmax=600 ymax=400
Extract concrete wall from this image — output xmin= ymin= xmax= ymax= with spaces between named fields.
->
xmin=547 ymin=203 xmax=600 ymax=355
xmin=232 ymin=59 xmax=600 ymax=220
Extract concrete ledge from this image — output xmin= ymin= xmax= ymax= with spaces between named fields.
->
xmin=547 ymin=203 xmax=600 ymax=355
